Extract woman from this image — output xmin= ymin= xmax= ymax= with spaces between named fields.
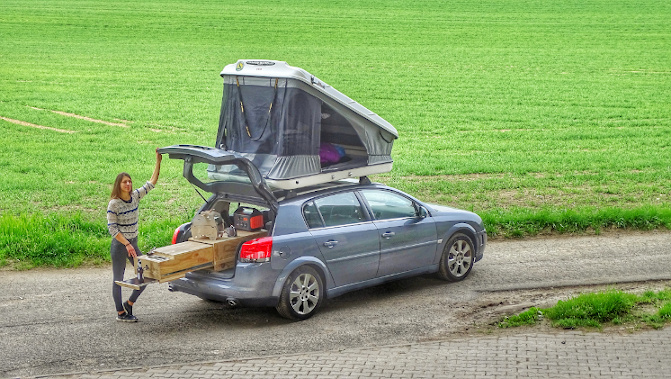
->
xmin=107 ymin=149 xmax=162 ymax=322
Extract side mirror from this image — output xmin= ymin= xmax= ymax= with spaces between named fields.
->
xmin=416 ymin=205 xmax=428 ymax=219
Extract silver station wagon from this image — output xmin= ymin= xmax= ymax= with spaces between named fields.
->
xmin=160 ymin=145 xmax=486 ymax=321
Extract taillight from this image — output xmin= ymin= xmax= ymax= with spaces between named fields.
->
xmin=172 ymin=224 xmax=187 ymax=245
xmin=239 ymin=237 xmax=273 ymax=263
xmin=172 ymin=227 xmax=180 ymax=244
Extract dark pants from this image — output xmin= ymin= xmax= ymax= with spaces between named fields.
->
xmin=111 ymin=238 xmax=146 ymax=313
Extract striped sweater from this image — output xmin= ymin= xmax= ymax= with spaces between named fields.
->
xmin=107 ymin=181 xmax=155 ymax=239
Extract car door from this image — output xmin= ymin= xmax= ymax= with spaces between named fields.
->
xmin=305 ymin=191 xmax=381 ymax=287
xmin=359 ymin=189 xmax=437 ymax=278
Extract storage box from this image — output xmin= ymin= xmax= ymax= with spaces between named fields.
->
xmin=234 ymin=207 xmax=264 ymax=231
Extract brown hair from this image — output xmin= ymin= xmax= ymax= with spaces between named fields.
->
xmin=110 ymin=172 xmax=131 ymax=200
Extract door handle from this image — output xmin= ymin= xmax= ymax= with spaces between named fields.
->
xmin=382 ymin=231 xmax=395 ymax=239
xmin=323 ymin=240 xmax=339 ymax=248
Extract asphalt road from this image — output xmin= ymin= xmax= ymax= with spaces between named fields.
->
xmin=2 ymin=230 xmax=670 ymax=378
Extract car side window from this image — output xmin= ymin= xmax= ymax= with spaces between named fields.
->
xmin=310 ymin=192 xmax=365 ymax=228
xmin=303 ymin=201 xmax=323 ymax=229
xmin=360 ymin=190 xmax=417 ymax=220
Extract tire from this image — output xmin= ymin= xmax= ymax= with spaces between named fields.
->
xmin=438 ymin=233 xmax=475 ymax=282
xmin=276 ymin=266 xmax=324 ymax=321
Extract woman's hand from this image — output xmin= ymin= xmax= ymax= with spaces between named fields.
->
xmin=126 ymin=243 xmax=137 ymax=258
xmin=150 ymin=148 xmax=163 ymax=185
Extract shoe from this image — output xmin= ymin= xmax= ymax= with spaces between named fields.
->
xmin=116 ymin=312 xmax=138 ymax=322
xmin=123 ymin=301 xmax=133 ymax=316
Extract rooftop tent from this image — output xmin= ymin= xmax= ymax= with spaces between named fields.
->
xmin=212 ymin=59 xmax=398 ymax=189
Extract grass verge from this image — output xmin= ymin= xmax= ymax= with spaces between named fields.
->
xmin=0 ymin=212 xmax=178 ymax=269
xmin=2 ymin=209 xmax=668 ymax=269
xmin=499 ymin=289 xmax=671 ymax=330
xmin=481 ymin=206 xmax=671 ymax=238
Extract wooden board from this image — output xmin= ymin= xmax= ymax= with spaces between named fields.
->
xmin=115 ymin=277 xmax=157 ymax=291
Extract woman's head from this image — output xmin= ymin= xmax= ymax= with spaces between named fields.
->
xmin=110 ymin=172 xmax=132 ymax=199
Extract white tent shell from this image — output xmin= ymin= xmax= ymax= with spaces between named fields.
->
xmin=211 ymin=59 xmax=398 ymax=190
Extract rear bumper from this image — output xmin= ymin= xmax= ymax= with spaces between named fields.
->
xmin=168 ymin=263 xmax=280 ymax=307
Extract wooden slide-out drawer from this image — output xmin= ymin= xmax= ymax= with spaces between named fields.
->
xmin=115 ymin=230 xmax=266 ymax=290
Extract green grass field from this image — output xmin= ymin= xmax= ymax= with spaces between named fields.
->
xmin=1 ymin=0 xmax=670 ymax=267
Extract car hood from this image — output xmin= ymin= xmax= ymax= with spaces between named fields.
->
xmin=426 ymin=203 xmax=483 ymax=223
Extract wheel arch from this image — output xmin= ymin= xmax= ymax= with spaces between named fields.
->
xmin=271 ymin=256 xmax=332 ymax=301
xmin=439 ymin=222 xmax=479 ymax=256
xmin=438 ymin=226 xmax=477 ymax=282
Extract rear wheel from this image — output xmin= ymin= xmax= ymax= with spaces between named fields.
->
xmin=438 ymin=233 xmax=475 ymax=282
xmin=276 ymin=266 xmax=324 ymax=321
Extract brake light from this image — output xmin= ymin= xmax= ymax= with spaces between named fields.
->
xmin=239 ymin=237 xmax=273 ymax=263
xmin=172 ymin=223 xmax=187 ymax=245
xmin=172 ymin=227 xmax=180 ymax=244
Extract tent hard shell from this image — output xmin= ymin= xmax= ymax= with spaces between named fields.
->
xmin=211 ymin=59 xmax=399 ymax=190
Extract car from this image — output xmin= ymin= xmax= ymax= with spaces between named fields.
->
xmin=160 ymin=145 xmax=486 ymax=321
xmin=156 ymin=60 xmax=486 ymax=320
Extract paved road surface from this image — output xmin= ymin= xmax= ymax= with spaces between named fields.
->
xmin=49 ymin=328 xmax=671 ymax=378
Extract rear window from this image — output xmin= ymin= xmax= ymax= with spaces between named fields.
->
xmin=303 ymin=201 xmax=323 ymax=228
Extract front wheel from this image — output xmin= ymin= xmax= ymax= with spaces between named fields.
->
xmin=276 ymin=266 xmax=324 ymax=321
xmin=438 ymin=233 xmax=475 ymax=282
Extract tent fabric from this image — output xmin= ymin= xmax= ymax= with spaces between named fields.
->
xmin=213 ymin=60 xmax=398 ymax=181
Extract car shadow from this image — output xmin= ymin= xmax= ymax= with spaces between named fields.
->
xmin=319 ymin=274 xmax=450 ymax=313
xmin=145 ymin=274 xmax=459 ymax=330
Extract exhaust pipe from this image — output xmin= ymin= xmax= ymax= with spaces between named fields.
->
xmin=226 ymin=298 xmax=239 ymax=308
